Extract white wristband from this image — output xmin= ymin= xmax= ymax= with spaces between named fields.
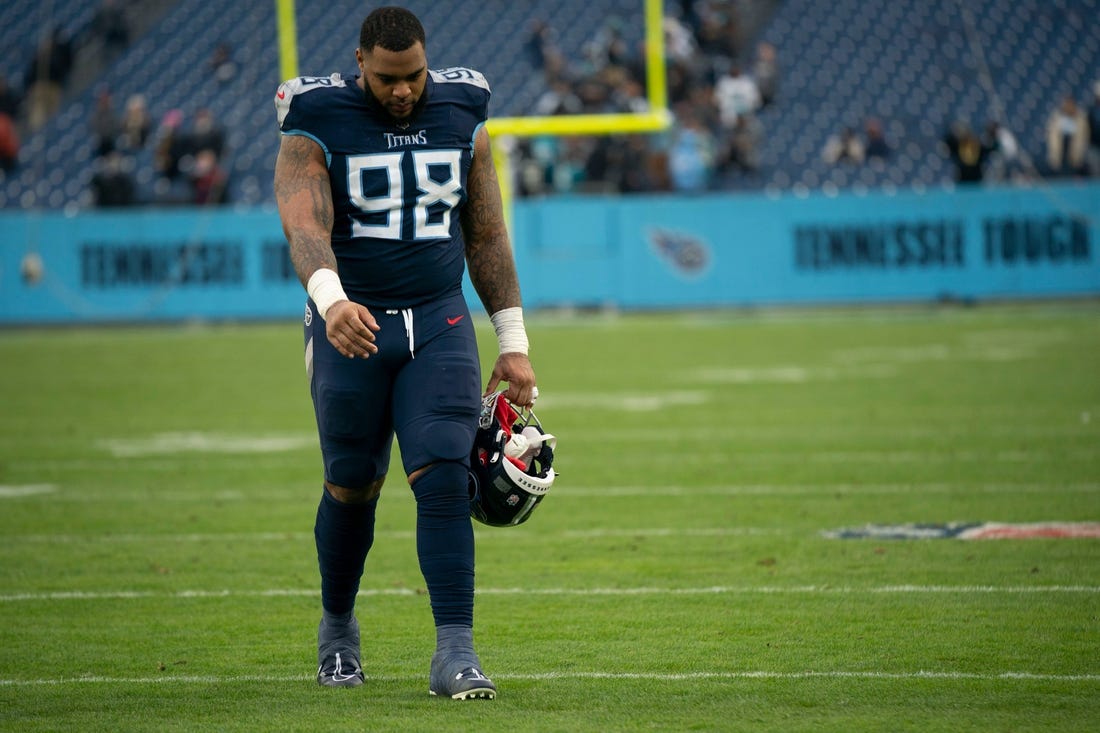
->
xmin=306 ymin=268 xmax=348 ymax=321
xmin=490 ymin=306 xmax=529 ymax=355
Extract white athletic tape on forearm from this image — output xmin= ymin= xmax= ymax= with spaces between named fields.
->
xmin=306 ymin=268 xmax=348 ymax=321
xmin=490 ymin=307 xmax=529 ymax=355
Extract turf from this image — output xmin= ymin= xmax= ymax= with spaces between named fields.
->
xmin=1 ymin=302 xmax=1098 ymax=732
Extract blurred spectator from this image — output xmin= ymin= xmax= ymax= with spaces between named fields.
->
xmin=0 ymin=111 xmax=19 ymax=173
xmin=190 ymin=149 xmax=229 ymax=205
xmin=863 ymin=118 xmax=891 ymax=159
xmin=575 ymin=76 xmax=614 ymax=114
xmin=982 ymin=120 xmax=1025 ymax=182
xmin=581 ymin=136 xmax=625 ymax=192
xmin=663 ymin=14 xmax=698 ymax=65
xmin=188 ymin=108 xmax=226 ymax=159
xmin=0 ymin=73 xmax=22 ymax=172
xmin=90 ymin=87 xmax=119 ymax=157
xmin=695 ymin=13 xmax=739 ymax=72
xmin=585 ymin=18 xmax=632 ymax=72
xmin=552 ymin=137 xmax=590 ymax=192
xmin=751 ymin=42 xmax=779 ymax=108
xmin=23 ymin=28 xmax=74 ymax=132
xmin=0 ymin=74 xmax=20 ymax=121
xmin=618 ymin=134 xmax=667 ymax=192
xmin=209 ymin=42 xmax=237 ymax=85
xmin=823 ymin=126 xmax=865 ymax=164
xmin=674 ymin=0 xmax=700 ymax=36
xmin=666 ymin=105 xmax=717 ymax=192
xmin=153 ymin=108 xmax=187 ymax=182
xmin=1044 ymin=95 xmax=1089 ymax=177
xmin=942 ymin=121 xmax=991 ymax=183
xmin=525 ymin=19 xmax=557 ymax=70
xmin=90 ymin=151 xmax=137 ymax=207
xmin=721 ymin=112 xmax=763 ymax=177
xmin=610 ymin=76 xmax=649 ymax=114
xmin=533 ymin=78 xmax=582 ymax=116
xmin=92 ymin=0 xmax=130 ymax=60
xmin=117 ymin=94 xmax=152 ymax=151
xmin=713 ymin=64 xmax=760 ymax=129
xmin=1086 ymin=81 xmax=1100 ymax=176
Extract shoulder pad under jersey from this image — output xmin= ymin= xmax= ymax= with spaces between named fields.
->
xmin=275 ymin=73 xmax=348 ymax=128
xmin=430 ymin=67 xmax=491 ymax=93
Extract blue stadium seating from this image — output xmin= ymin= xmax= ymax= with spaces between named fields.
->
xmin=750 ymin=0 xmax=1100 ymax=192
xmin=1 ymin=0 xmax=1097 ymax=209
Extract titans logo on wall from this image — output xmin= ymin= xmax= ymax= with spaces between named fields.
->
xmin=647 ymin=228 xmax=711 ymax=277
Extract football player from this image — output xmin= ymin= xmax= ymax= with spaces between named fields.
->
xmin=273 ymin=6 xmax=537 ymax=699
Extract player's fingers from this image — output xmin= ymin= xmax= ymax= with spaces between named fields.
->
xmin=328 ymin=320 xmax=376 ymax=358
xmin=357 ymin=306 xmax=381 ymax=333
xmin=506 ymin=384 xmax=536 ymax=408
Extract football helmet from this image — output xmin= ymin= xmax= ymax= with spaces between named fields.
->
xmin=468 ymin=391 xmax=556 ymax=527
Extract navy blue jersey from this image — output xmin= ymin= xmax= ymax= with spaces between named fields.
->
xmin=276 ymin=68 xmax=490 ymax=308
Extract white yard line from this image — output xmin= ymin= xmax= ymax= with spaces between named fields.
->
xmin=8 ymin=481 xmax=1097 ymax=504
xmin=0 ymin=484 xmax=56 ymax=497
xmin=1 ymin=669 xmax=1097 ymax=686
xmin=2 ymin=585 xmax=1097 ymax=603
xmin=561 ymin=483 xmax=1100 ymax=497
xmin=9 ymin=527 xmax=785 ymax=544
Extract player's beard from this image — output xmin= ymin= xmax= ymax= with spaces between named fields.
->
xmin=365 ymin=84 xmax=428 ymax=126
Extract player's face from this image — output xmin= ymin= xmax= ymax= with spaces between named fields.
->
xmin=357 ymin=43 xmax=427 ymax=119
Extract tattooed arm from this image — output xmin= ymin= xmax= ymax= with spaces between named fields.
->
xmin=274 ymin=134 xmax=337 ymax=287
xmin=461 ymin=126 xmax=537 ymax=405
xmin=462 ymin=126 xmax=522 ymax=314
xmin=274 ymin=134 xmax=378 ymax=358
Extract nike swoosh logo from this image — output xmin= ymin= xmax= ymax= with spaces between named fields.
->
xmin=277 ymin=90 xmax=286 ymax=99
xmin=447 ymin=315 xmax=465 ymax=326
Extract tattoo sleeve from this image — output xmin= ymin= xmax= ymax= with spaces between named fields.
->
xmin=461 ymin=127 xmax=523 ymax=315
xmin=274 ymin=134 xmax=336 ymax=288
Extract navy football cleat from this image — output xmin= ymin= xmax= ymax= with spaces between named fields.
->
xmin=316 ymin=616 xmax=364 ymax=688
xmin=429 ymin=650 xmax=496 ymax=700
xmin=429 ymin=666 xmax=497 ymax=700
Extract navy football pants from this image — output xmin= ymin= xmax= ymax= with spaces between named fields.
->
xmin=304 ymin=290 xmax=482 ymax=626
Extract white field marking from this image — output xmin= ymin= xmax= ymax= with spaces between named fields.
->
xmin=2 ymin=585 xmax=1098 ymax=603
xmin=0 ymin=484 xmax=56 ymax=498
xmin=98 ymin=432 xmax=317 ymax=457
xmin=1 ymin=669 xmax=1098 ymax=687
xmin=598 ymin=448 xmax=1098 ymax=463
xmin=691 ymin=364 xmax=896 ymax=384
xmin=13 ymin=531 xmax=322 ymax=544
xmin=561 ymin=527 xmax=784 ymax=538
xmin=536 ymin=391 xmax=707 ymax=412
xmin=560 ymin=483 xmax=1100 ymax=497
xmin=829 ymin=341 xmax=1053 ymax=367
xmin=562 ymin=424 xmax=1097 ymax=440
xmin=8 ymin=527 xmax=779 ymax=544
xmin=5 ymin=482 xmax=1097 ymax=506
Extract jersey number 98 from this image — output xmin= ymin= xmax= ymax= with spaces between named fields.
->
xmin=347 ymin=150 xmax=462 ymax=240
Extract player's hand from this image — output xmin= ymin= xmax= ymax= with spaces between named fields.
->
xmin=486 ymin=352 xmax=537 ymax=407
xmin=324 ymin=300 xmax=380 ymax=359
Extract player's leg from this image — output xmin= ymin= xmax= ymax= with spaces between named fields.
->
xmin=393 ymin=294 xmax=494 ymax=699
xmin=305 ymin=301 xmax=398 ymax=687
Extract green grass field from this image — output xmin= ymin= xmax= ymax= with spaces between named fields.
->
xmin=1 ymin=302 xmax=1098 ymax=732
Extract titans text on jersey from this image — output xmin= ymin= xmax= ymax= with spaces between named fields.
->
xmin=275 ymin=68 xmax=491 ymax=308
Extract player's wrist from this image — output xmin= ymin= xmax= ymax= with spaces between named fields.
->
xmin=306 ymin=268 xmax=348 ymax=321
xmin=490 ymin=307 xmax=529 ymax=355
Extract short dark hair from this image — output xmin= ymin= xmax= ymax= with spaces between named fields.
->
xmin=359 ymin=7 xmax=426 ymax=52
